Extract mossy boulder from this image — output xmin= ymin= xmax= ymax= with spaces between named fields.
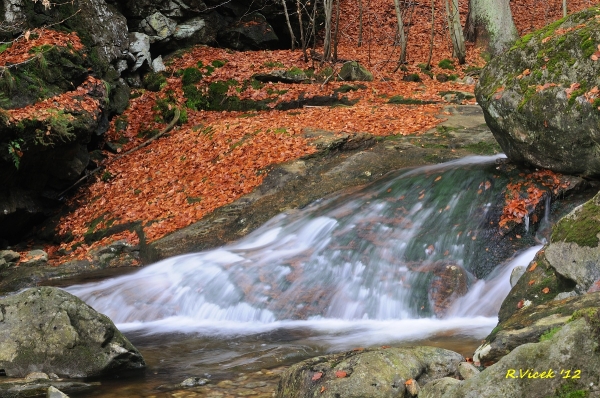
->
xmin=425 ymin=316 xmax=600 ymax=397
xmin=0 ymin=286 xmax=145 ymax=378
xmin=475 ymin=6 xmax=600 ymax=177
xmin=276 ymin=346 xmax=463 ymax=398
xmin=338 ymin=61 xmax=374 ymax=82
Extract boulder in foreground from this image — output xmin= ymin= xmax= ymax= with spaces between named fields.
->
xmin=0 ymin=287 xmax=145 ymax=378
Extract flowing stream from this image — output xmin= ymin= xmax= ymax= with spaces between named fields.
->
xmin=65 ymin=155 xmax=544 ymax=396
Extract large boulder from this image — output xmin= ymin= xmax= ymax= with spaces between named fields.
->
xmin=276 ymin=346 xmax=463 ymax=398
xmin=476 ymin=6 xmax=600 ymax=177
xmin=422 ymin=316 xmax=600 ymax=397
xmin=0 ymin=287 xmax=145 ymax=378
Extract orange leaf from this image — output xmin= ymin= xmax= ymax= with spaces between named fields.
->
xmin=335 ymin=371 xmax=347 ymax=378
xmin=312 ymin=372 xmax=323 ymax=381
xmin=434 ymin=176 xmax=442 ymax=182
xmin=405 ymin=379 xmax=414 ymax=386
xmin=320 ymin=386 xmax=326 ymax=393
xmin=381 ymin=345 xmax=391 ymax=349
xmin=542 ymin=287 xmax=550 ymax=294
xmin=517 ymin=300 xmax=524 ymax=309
xmin=528 ymin=262 xmax=538 ymax=272
xmin=528 ymin=279 xmax=536 ymax=286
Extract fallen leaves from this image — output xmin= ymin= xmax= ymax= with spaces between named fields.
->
xmin=312 ymin=372 xmax=323 ymax=381
xmin=529 ymin=262 xmax=538 ymax=272
xmin=335 ymin=371 xmax=348 ymax=378
xmin=542 ymin=287 xmax=550 ymax=294
xmin=0 ymin=28 xmax=83 ymax=67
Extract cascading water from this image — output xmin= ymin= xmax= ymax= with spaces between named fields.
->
xmin=65 ymin=155 xmax=542 ymax=388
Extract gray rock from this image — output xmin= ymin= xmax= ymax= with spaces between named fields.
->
xmin=128 ymin=32 xmax=152 ymax=72
xmin=173 ymin=17 xmax=206 ymax=40
xmin=545 ymin=191 xmax=600 ymax=293
xmin=458 ymin=362 xmax=480 ymax=380
xmin=0 ymin=259 xmax=8 ymax=271
xmin=180 ymin=377 xmax=209 ymax=387
xmin=553 ymin=290 xmax=577 ymax=301
xmin=20 ymin=249 xmax=48 ymax=267
xmin=152 ymin=56 xmax=166 ymax=72
xmin=79 ymin=0 xmax=129 ymax=65
xmin=0 ymin=250 xmax=20 ymax=263
xmin=433 ymin=318 xmax=600 ymax=397
xmin=477 ymin=291 xmax=600 ymax=364
xmin=0 ymin=380 xmax=96 ymax=397
xmin=276 ymin=346 xmax=463 ymax=398
xmin=420 ymin=377 xmax=461 ymax=398
xmin=509 ymin=266 xmax=526 ymax=287
xmin=475 ymin=8 xmax=600 ymax=177
xmin=26 ymin=371 xmax=50 ymax=380
xmin=0 ymin=287 xmax=145 ymax=378
xmin=253 ymin=70 xmax=308 ymax=84
xmin=140 ymin=11 xmax=177 ymax=42
xmin=47 ymin=386 xmax=69 ymax=398
xmin=339 ymin=61 xmax=374 ymax=82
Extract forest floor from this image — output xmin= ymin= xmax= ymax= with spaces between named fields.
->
xmin=6 ymin=0 xmax=600 ymax=267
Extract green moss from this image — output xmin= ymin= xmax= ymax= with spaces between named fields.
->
xmin=569 ymin=308 xmax=600 ymax=322
xmin=287 ymin=66 xmax=305 ymax=77
xmin=580 ymin=36 xmax=596 ymax=58
xmin=388 ymin=95 xmax=435 ymax=105
xmin=463 ymin=141 xmax=501 ymax=155
xmin=143 ymin=72 xmax=167 ymax=92
xmin=211 ymin=59 xmax=227 ymax=68
xmin=0 ymin=42 xmax=10 ymax=54
xmin=181 ymin=67 xmax=203 ymax=85
xmin=551 ymin=200 xmax=600 ymax=247
xmin=512 ymin=33 xmax=535 ymax=50
xmin=262 ymin=61 xmax=285 ymax=68
xmin=438 ymin=59 xmax=455 ymax=70
xmin=539 ymin=326 xmax=561 ymax=342
xmin=551 ymin=380 xmax=590 ymax=398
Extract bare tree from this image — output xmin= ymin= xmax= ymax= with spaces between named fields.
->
xmin=445 ymin=0 xmax=466 ymax=64
xmin=466 ymin=0 xmax=518 ymax=57
xmin=281 ymin=0 xmax=296 ymax=50
xmin=563 ymin=0 xmax=567 ymax=17
xmin=392 ymin=0 xmax=408 ymax=65
xmin=426 ymin=0 xmax=435 ymax=69
xmin=358 ymin=0 xmax=364 ymax=46
xmin=322 ymin=0 xmax=334 ymax=62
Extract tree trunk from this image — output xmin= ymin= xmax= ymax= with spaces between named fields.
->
xmin=426 ymin=0 xmax=435 ymax=69
xmin=297 ymin=0 xmax=307 ymax=61
xmin=392 ymin=0 xmax=407 ymax=64
xmin=323 ymin=0 xmax=334 ymax=62
xmin=467 ymin=0 xmax=518 ymax=57
xmin=358 ymin=0 xmax=364 ymax=47
xmin=445 ymin=0 xmax=466 ymax=64
xmin=281 ymin=0 xmax=296 ymax=50
xmin=333 ymin=0 xmax=341 ymax=61
xmin=563 ymin=0 xmax=567 ymax=17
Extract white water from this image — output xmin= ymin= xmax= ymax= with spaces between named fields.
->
xmin=67 ymin=155 xmax=540 ymax=349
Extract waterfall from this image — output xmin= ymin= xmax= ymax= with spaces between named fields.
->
xmin=67 ymin=155 xmax=539 ymax=346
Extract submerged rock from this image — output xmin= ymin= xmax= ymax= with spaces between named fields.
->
xmin=0 ymin=287 xmax=145 ymax=378
xmin=476 ymin=6 xmax=600 ymax=177
xmin=276 ymin=346 xmax=463 ymax=398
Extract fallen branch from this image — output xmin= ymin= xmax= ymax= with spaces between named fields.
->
xmin=58 ymin=107 xmax=180 ymax=198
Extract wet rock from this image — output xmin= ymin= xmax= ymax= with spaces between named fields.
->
xmin=476 ymin=7 xmax=600 ymax=177
xmin=152 ymin=56 xmax=166 ymax=72
xmin=47 ymin=386 xmax=69 ymax=398
xmin=509 ymin=265 xmax=526 ymax=287
xmin=0 ymin=379 xmax=96 ymax=397
xmin=276 ymin=346 xmax=463 ymax=398
xmin=338 ymin=61 xmax=374 ymax=82
xmin=0 ymin=286 xmax=145 ymax=378
xmin=476 ymin=291 xmax=600 ymax=364
xmin=433 ymin=317 xmax=600 ymax=397
xmin=180 ymin=377 xmax=209 ymax=387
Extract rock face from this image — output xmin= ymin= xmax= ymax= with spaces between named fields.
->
xmin=476 ymin=6 xmax=600 ymax=177
xmin=276 ymin=346 xmax=463 ymax=398
xmin=422 ymin=317 xmax=600 ymax=397
xmin=0 ymin=287 xmax=145 ymax=378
